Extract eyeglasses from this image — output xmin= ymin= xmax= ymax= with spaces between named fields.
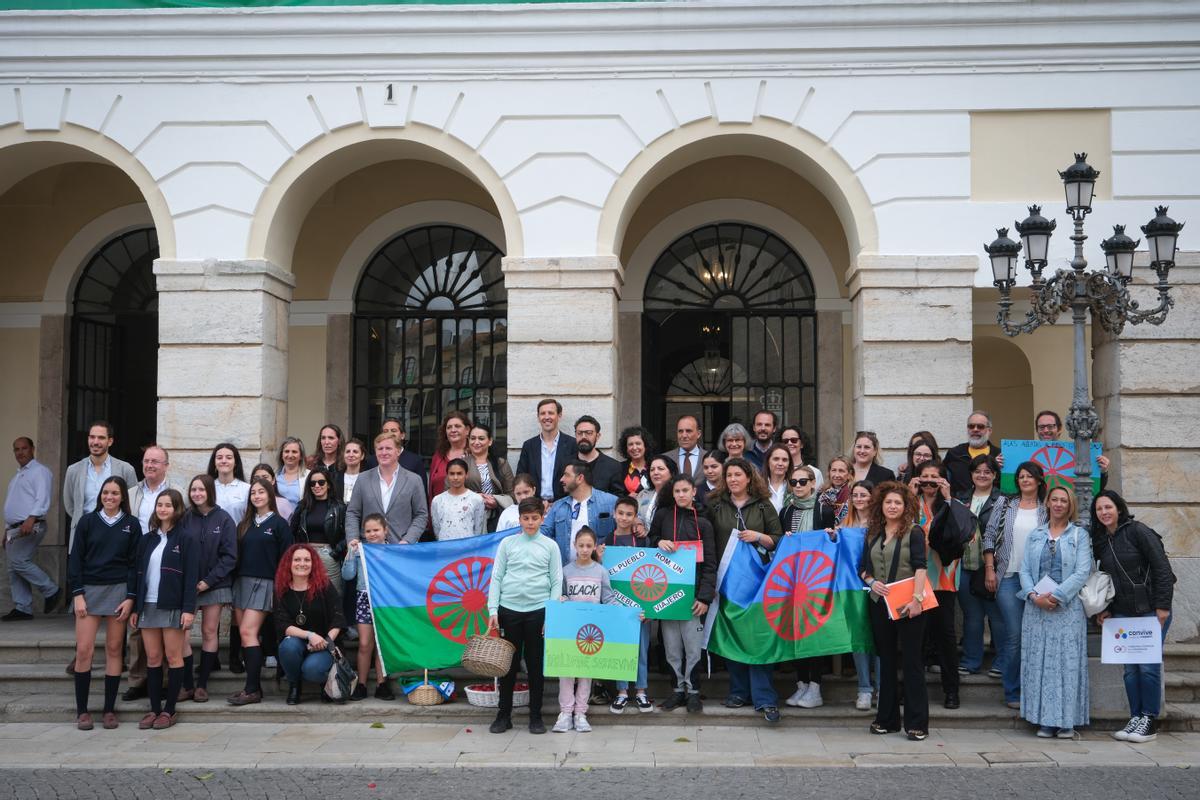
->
xmin=310 ymin=479 xmax=327 ymax=487
xmin=1036 ymin=424 xmax=1059 ymax=432
xmin=967 ymin=423 xmax=988 ymax=430
xmin=788 ymin=478 xmax=812 ymax=487
xmin=780 ymin=437 xmax=800 ymax=445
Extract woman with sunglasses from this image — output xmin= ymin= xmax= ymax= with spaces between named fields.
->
xmin=777 ymin=426 xmax=823 ymax=488
xmin=780 ymin=465 xmax=834 ymax=710
xmin=289 ymin=466 xmax=347 ymax=598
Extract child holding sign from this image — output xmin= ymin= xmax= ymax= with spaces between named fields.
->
xmin=553 ymin=527 xmax=615 ymax=733
xmin=607 ymin=496 xmax=655 ymax=714
xmin=649 ymin=474 xmax=717 ymax=713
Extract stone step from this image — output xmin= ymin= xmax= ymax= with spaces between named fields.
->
xmin=1164 ymin=672 xmax=1200 ymax=703
xmin=5 ymin=689 xmax=1193 ymax=731
xmin=1164 ymin=644 xmax=1200 ymax=672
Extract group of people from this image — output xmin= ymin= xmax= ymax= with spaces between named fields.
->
xmin=0 ymin=402 xmax=1174 ymax=743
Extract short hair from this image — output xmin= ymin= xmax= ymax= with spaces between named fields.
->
xmin=565 ymin=459 xmax=592 ymax=485
xmin=374 ymin=431 xmax=401 ymax=447
xmin=1035 ymin=409 xmax=1063 ymax=429
xmin=1013 ymin=460 xmax=1048 ymax=501
xmin=13 ymin=436 xmax=33 ymax=450
xmin=517 ymin=497 xmax=544 ymax=516
xmin=617 ymin=426 xmax=655 ymax=460
xmin=88 ymin=420 xmax=114 ymax=438
xmin=675 ymin=414 xmax=701 ymax=431
xmin=614 ymin=495 xmax=639 ymax=513
xmin=363 ymin=512 xmax=387 ymax=530
xmin=753 ymin=409 xmax=779 ymax=428
xmin=719 ymin=422 xmax=750 ymax=449
xmin=149 ymin=488 xmax=186 ymax=532
xmin=187 ymin=474 xmax=217 ymax=509
xmin=143 ymin=444 xmax=169 ymax=464
xmin=968 ymin=410 xmax=993 ymax=426
xmin=536 ymin=398 xmax=562 ymax=415
xmin=969 ymin=453 xmax=1000 ymax=475
xmin=574 ymin=415 xmax=601 ymax=434
xmin=382 ymin=417 xmax=405 ymax=432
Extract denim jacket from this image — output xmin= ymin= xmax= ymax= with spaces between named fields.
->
xmin=1017 ymin=522 xmax=1093 ymax=607
xmin=539 ymin=489 xmax=617 ymax=564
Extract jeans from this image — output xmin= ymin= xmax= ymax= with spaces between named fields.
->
xmin=726 ymin=660 xmax=778 ymax=710
xmin=995 ymin=574 xmax=1025 ymax=703
xmin=617 ymin=620 xmax=651 ymax=691
xmin=852 ymin=651 xmax=877 ymax=692
xmin=958 ymin=569 xmax=1007 ymax=673
xmin=277 ymin=636 xmax=334 ymax=684
xmin=4 ymin=523 xmax=58 ymax=613
xmin=1122 ymin=613 xmax=1171 ymax=718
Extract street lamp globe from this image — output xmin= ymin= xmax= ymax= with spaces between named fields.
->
xmin=1015 ymin=204 xmax=1056 ymax=279
xmin=1100 ymin=225 xmax=1139 ymax=282
xmin=1141 ymin=205 xmax=1184 ymax=268
xmin=1059 ymin=152 xmax=1101 ymax=215
xmin=985 ymin=228 xmax=1022 ymax=286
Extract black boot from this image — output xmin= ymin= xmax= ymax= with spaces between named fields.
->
xmin=489 ymin=713 xmax=513 ymax=734
xmin=286 ymin=682 xmax=301 ymax=705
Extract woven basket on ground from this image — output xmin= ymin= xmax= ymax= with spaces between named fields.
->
xmin=408 ymin=670 xmax=445 ymax=706
xmin=465 ymin=678 xmax=529 ymax=708
xmin=461 ymin=633 xmax=515 ymax=677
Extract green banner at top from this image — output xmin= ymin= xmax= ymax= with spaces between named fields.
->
xmin=2 ymin=0 xmax=625 ymax=9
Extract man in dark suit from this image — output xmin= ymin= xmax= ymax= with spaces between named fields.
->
xmin=573 ymin=415 xmax=625 ymax=496
xmin=345 ymin=433 xmax=429 ymax=544
xmin=663 ymin=414 xmax=705 ymax=484
xmin=516 ymin=398 xmax=577 ymax=502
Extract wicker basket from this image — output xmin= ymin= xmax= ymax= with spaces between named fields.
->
xmin=461 ymin=633 xmax=515 ymax=677
xmin=408 ymin=670 xmax=446 ymax=706
xmin=465 ymin=679 xmax=529 ymax=708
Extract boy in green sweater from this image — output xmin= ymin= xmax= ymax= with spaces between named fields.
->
xmin=487 ymin=497 xmax=563 ymax=734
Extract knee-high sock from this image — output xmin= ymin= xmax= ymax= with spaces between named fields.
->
xmin=242 ymin=646 xmax=263 ymax=694
xmin=147 ymin=665 xmax=164 ymax=714
xmin=103 ymin=674 xmax=121 ymax=713
xmin=228 ymin=626 xmax=241 ymax=665
xmin=74 ymin=670 xmax=91 ymax=716
xmin=181 ymin=654 xmax=194 ymax=691
xmin=197 ymin=650 xmax=216 ymax=690
xmin=164 ymin=667 xmax=183 ymax=714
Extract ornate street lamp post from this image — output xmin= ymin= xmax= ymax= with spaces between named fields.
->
xmin=984 ymin=153 xmax=1184 ymax=526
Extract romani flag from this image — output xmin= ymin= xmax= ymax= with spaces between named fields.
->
xmin=705 ymin=528 xmax=874 ymax=664
xmin=360 ymin=529 xmax=516 ymax=674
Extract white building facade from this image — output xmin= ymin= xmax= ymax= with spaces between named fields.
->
xmin=0 ymin=0 xmax=1197 ymax=637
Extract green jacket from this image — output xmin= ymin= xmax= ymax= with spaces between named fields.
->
xmin=706 ymin=495 xmax=783 ymax=561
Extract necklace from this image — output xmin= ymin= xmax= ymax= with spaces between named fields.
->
xmin=292 ymin=589 xmax=307 ymax=626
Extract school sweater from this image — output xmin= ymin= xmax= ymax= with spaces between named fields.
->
xmin=237 ymin=512 xmax=294 ymax=580
xmin=67 ymin=510 xmax=142 ymax=597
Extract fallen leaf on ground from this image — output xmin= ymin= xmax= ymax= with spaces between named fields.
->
xmin=370 ymin=722 xmax=385 ymax=729
xmin=195 ymin=773 xmax=214 ymax=782
xmin=674 ymin=737 xmax=691 ymax=743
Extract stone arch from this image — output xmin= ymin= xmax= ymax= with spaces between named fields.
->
xmin=598 ymin=117 xmax=878 ymax=263
xmin=973 ymin=334 xmax=1034 ymax=442
xmin=249 ymin=124 xmax=523 ymax=271
xmin=0 ymin=127 xmax=175 ymax=258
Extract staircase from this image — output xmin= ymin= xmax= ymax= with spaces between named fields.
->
xmin=2 ymin=617 xmax=1196 ymax=730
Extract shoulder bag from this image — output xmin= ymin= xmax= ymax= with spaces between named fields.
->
xmin=324 ymin=643 xmax=358 ymax=702
xmin=1078 ymin=528 xmax=1115 ymax=617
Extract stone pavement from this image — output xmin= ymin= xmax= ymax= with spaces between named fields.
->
xmin=0 ymin=722 xmax=1196 ymax=770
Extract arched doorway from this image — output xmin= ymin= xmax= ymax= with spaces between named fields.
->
xmin=67 ymin=227 xmax=159 ymax=470
xmin=643 ymin=222 xmax=818 ymax=452
xmin=352 ymin=224 xmax=508 ymax=456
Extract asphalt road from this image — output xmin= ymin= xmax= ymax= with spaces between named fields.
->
xmin=1 ymin=767 xmax=1196 ymax=800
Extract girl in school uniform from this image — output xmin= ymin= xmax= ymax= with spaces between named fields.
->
xmin=181 ymin=474 xmax=238 ymax=703
xmin=131 ymin=488 xmax=199 ymax=730
xmin=68 ymin=476 xmax=141 ymax=730
xmin=227 ymin=478 xmax=293 ymax=706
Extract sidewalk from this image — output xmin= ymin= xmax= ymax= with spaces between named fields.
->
xmin=0 ymin=722 xmax=1196 ymax=769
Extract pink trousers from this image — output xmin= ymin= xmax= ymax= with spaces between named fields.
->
xmin=558 ymin=677 xmax=592 ymax=714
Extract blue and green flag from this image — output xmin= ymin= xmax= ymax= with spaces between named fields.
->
xmin=360 ymin=530 xmax=514 ymax=674
xmin=706 ymin=528 xmax=874 ymax=664
xmin=1000 ymin=439 xmax=1103 ymax=494
xmin=543 ymin=601 xmax=641 ymax=681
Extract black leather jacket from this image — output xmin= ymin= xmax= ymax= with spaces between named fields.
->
xmin=1093 ymin=518 xmax=1174 ymax=616
xmin=290 ymin=499 xmax=348 ymax=559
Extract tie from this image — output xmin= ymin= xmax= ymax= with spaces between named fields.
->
xmin=682 ymin=451 xmax=692 ymax=476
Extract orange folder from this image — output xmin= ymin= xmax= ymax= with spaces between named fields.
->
xmin=883 ymin=576 xmax=940 ymax=621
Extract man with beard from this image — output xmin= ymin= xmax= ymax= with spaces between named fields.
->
xmin=943 ymin=411 xmax=1003 ymax=495
xmin=573 ymin=415 xmax=624 ymax=496
xmin=747 ymin=410 xmax=778 ymax=470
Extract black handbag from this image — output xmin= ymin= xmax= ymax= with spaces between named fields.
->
xmin=323 ymin=643 xmax=358 ymax=703
xmin=969 ymin=565 xmax=995 ymax=601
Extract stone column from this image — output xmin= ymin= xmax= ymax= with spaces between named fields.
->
xmin=1094 ymin=253 xmax=1200 ymax=642
xmin=846 ymin=255 xmax=976 ymax=466
xmin=154 ymin=259 xmax=293 ymax=479
xmin=503 ymin=256 xmax=622 ymax=461
xmin=325 ymin=313 xmax=352 ymax=434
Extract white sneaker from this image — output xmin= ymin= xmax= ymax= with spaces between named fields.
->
xmin=1112 ymin=715 xmax=1141 ymax=741
xmin=785 ymin=681 xmax=810 ymax=707
xmin=798 ymin=683 xmax=824 ymax=708
xmin=552 ymin=711 xmax=573 ymax=733
xmin=855 ymin=691 xmax=872 ymax=711
xmin=573 ymin=713 xmax=592 ymax=733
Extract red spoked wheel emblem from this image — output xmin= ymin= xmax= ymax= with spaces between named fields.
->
xmin=1030 ymin=444 xmax=1076 ymax=491
xmin=630 ymin=564 xmax=668 ymax=602
xmin=425 ymin=556 xmax=493 ymax=644
xmin=576 ymin=624 xmax=604 ymax=655
xmin=762 ymin=551 xmax=835 ymax=641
